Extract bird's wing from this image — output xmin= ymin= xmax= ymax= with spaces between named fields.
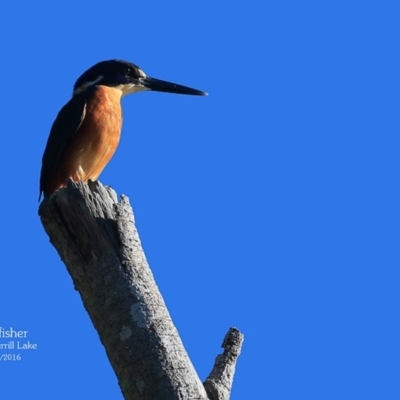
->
xmin=39 ymin=94 xmax=87 ymax=199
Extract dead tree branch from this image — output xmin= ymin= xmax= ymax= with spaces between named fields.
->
xmin=39 ymin=180 xmax=243 ymax=400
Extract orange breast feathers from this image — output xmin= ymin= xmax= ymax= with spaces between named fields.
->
xmin=49 ymin=86 xmax=123 ymax=194
xmin=65 ymin=86 xmax=123 ymax=181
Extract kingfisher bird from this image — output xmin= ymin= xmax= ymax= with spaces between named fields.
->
xmin=39 ymin=59 xmax=207 ymax=200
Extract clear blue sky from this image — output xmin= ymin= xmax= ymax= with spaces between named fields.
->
xmin=1 ymin=1 xmax=399 ymax=399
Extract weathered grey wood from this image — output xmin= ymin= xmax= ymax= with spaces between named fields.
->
xmin=204 ymin=328 xmax=244 ymax=400
xmin=39 ymin=180 xmax=243 ymax=400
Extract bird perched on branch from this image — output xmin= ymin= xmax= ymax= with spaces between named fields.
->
xmin=39 ymin=59 xmax=207 ymax=200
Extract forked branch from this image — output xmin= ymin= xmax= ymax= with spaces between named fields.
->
xmin=39 ymin=180 xmax=243 ymax=400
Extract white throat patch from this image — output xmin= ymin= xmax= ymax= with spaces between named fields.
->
xmin=117 ymin=83 xmax=150 ymax=97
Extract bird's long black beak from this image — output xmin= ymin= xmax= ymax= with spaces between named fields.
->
xmin=140 ymin=76 xmax=207 ymax=96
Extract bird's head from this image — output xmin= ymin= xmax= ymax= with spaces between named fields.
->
xmin=73 ymin=59 xmax=207 ymax=97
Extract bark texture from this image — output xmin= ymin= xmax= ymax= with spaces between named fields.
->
xmin=39 ymin=180 xmax=243 ymax=400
